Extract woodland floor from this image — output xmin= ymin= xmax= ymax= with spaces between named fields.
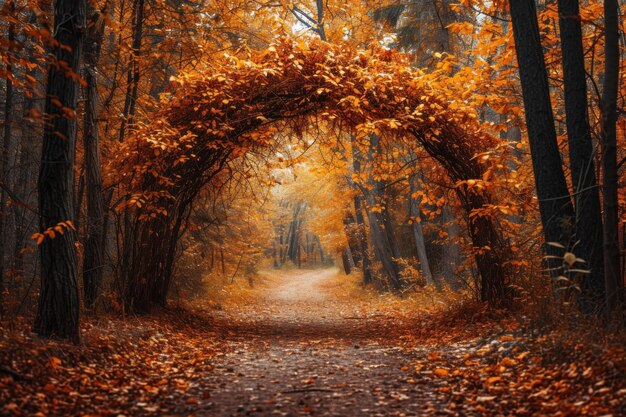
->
xmin=1 ymin=268 xmax=625 ymax=416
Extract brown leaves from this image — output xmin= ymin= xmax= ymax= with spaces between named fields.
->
xmin=0 ymin=314 xmax=219 ymax=416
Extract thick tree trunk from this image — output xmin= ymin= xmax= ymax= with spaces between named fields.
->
xmin=34 ymin=0 xmax=85 ymax=341
xmin=508 ymin=0 xmax=576 ymax=271
xmin=557 ymin=0 xmax=605 ymax=314
xmin=82 ymin=2 xmax=108 ymax=308
xmin=601 ymin=0 xmax=623 ymax=319
xmin=408 ymin=176 xmax=435 ymax=287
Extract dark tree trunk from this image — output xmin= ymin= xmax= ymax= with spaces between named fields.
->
xmin=82 ymin=3 xmax=108 ymax=308
xmin=0 ymin=3 xmax=15 ymax=315
xmin=350 ymin=136 xmax=373 ymax=284
xmin=314 ymin=235 xmax=325 ymax=263
xmin=353 ymin=193 xmax=372 ymax=284
xmin=508 ymin=0 xmax=576 ymax=271
xmin=557 ymin=0 xmax=605 ymax=314
xmin=440 ymin=204 xmax=461 ymax=289
xmin=366 ymin=135 xmax=404 ymax=291
xmin=34 ymin=0 xmax=85 ymax=341
xmin=343 ymin=213 xmax=362 ymax=267
xmin=13 ymin=11 xmax=42 ymax=290
xmin=341 ymin=249 xmax=352 ymax=274
xmin=601 ymin=0 xmax=623 ymax=319
xmin=119 ymin=0 xmax=145 ymax=142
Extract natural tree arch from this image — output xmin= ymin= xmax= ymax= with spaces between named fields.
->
xmin=109 ymin=38 xmax=511 ymax=312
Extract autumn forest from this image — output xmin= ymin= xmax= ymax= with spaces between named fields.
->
xmin=1 ymin=0 xmax=625 ymax=415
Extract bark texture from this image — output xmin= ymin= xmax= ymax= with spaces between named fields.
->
xmin=557 ymin=0 xmax=605 ymax=314
xmin=34 ymin=0 xmax=85 ymax=341
xmin=508 ymin=0 xmax=576 ymax=271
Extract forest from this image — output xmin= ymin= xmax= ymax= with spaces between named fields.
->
xmin=0 ymin=0 xmax=625 ymax=415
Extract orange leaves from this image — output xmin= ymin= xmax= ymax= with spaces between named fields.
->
xmin=48 ymin=356 xmax=62 ymax=370
xmin=31 ymin=221 xmax=76 ymax=245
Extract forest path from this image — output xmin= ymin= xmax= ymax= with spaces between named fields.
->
xmin=4 ymin=269 xmax=623 ymax=416
xmin=195 ymin=268 xmax=456 ymax=416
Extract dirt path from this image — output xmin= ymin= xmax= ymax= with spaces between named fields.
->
xmin=3 ymin=268 xmax=624 ymax=416
xmin=195 ymin=268 xmax=452 ymax=416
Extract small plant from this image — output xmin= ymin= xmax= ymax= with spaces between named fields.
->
xmin=544 ymin=242 xmax=590 ymax=311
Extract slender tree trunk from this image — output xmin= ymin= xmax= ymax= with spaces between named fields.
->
xmin=341 ymin=249 xmax=352 ymax=274
xmin=409 ymin=176 xmax=436 ymax=287
xmin=350 ymin=137 xmax=373 ymax=284
xmin=314 ymin=235 xmax=325 ymax=263
xmin=13 ymin=11 xmax=42 ymax=292
xmin=34 ymin=0 xmax=85 ymax=342
xmin=601 ymin=0 xmax=622 ymax=319
xmin=557 ymin=0 xmax=605 ymax=314
xmin=119 ymin=0 xmax=145 ymax=142
xmin=366 ymin=135 xmax=404 ymax=290
xmin=82 ymin=2 xmax=108 ymax=308
xmin=440 ymin=204 xmax=461 ymax=289
xmin=508 ymin=0 xmax=576 ymax=272
xmin=0 ymin=3 xmax=15 ymax=315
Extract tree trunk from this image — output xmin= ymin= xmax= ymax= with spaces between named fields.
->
xmin=119 ymin=0 xmax=145 ymax=142
xmin=408 ymin=176 xmax=436 ymax=287
xmin=508 ymin=0 xmax=576 ymax=272
xmin=440 ymin=204 xmax=461 ymax=289
xmin=557 ymin=0 xmax=605 ymax=314
xmin=351 ymin=138 xmax=373 ymax=285
xmin=13 ymin=11 xmax=42 ymax=293
xmin=82 ymin=2 xmax=108 ymax=308
xmin=601 ymin=0 xmax=623 ymax=319
xmin=34 ymin=0 xmax=85 ymax=342
xmin=314 ymin=235 xmax=325 ymax=263
xmin=341 ymin=249 xmax=352 ymax=274
xmin=366 ymin=135 xmax=404 ymax=291
xmin=0 ymin=3 xmax=15 ymax=316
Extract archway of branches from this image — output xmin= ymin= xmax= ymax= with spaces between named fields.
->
xmin=110 ymin=38 xmax=510 ymax=313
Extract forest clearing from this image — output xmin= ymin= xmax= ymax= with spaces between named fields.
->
xmin=1 ymin=0 xmax=626 ymax=415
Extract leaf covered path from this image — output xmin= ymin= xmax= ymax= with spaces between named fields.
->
xmin=202 ymin=268 xmax=448 ymax=416
xmin=2 ymin=268 xmax=625 ymax=416
xmin=178 ymin=269 xmax=625 ymax=416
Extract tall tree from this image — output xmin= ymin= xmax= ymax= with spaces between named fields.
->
xmin=508 ymin=0 xmax=575 ymax=275
xmin=82 ymin=1 xmax=108 ymax=308
xmin=34 ymin=0 xmax=85 ymax=341
xmin=119 ymin=0 xmax=145 ymax=142
xmin=601 ymin=0 xmax=622 ymax=319
xmin=0 ymin=0 xmax=15 ymax=316
xmin=557 ymin=0 xmax=605 ymax=313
